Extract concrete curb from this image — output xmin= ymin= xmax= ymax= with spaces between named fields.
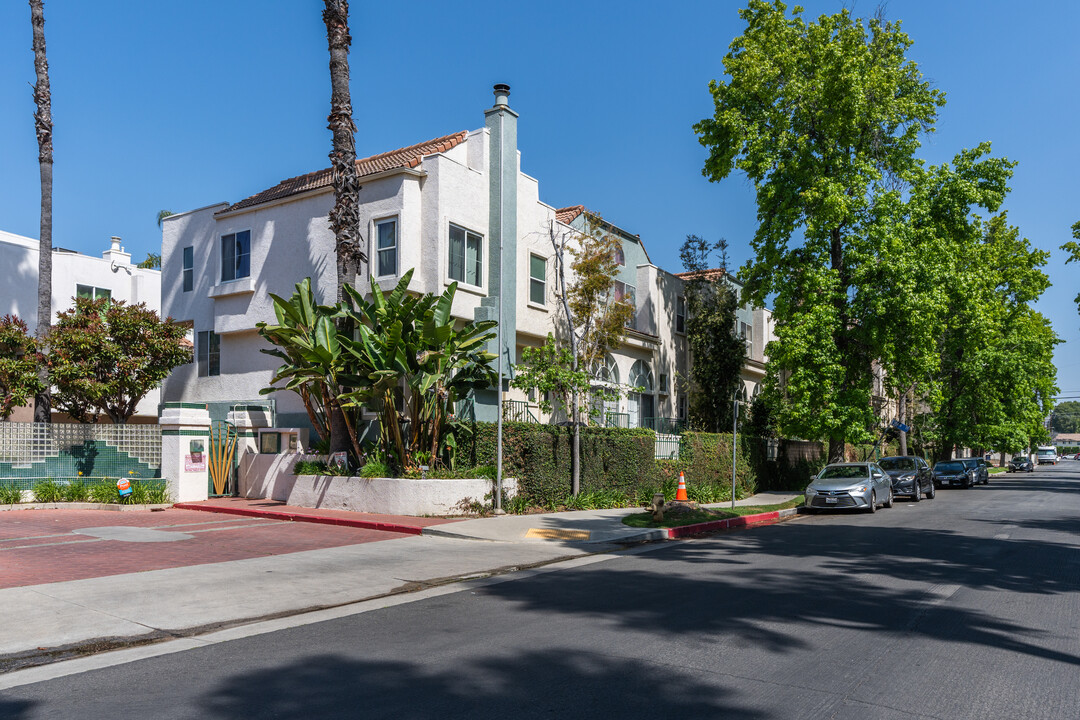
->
xmin=661 ymin=506 xmax=799 ymax=539
xmin=0 ymin=502 xmax=172 ymax=512
xmin=171 ymin=502 xmax=425 ymax=536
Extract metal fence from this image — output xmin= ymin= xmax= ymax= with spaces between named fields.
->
xmin=0 ymin=422 xmax=161 ymax=485
xmin=655 ymin=432 xmax=682 ymax=460
xmin=502 ymin=400 xmax=539 ymax=423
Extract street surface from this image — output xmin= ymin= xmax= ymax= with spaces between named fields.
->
xmin=3 ymin=463 xmax=1079 ymax=719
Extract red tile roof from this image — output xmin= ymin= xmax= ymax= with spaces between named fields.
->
xmin=674 ymin=267 xmax=727 ymax=281
xmin=555 ymin=205 xmax=585 ymax=225
xmin=220 ymin=131 xmax=469 ymax=214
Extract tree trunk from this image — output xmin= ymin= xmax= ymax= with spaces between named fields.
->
xmin=30 ymin=0 xmax=53 ymax=425
xmin=323 ymin=0 xmax=364 ymax=458
xmin=898 ymin=391 xmax=908 ymax=456
xmin=828 ymin=437 xmax=845 ymax=464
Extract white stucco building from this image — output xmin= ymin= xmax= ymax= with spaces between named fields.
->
xmin=160 ymin=86 xmax=774 ymax=432
xmin=0 ymin=230 xmax=162 ymax=421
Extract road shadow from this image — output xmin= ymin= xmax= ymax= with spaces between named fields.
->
xmin=0 ymin=699 xmax=34 ymax=719
xmin=199 ymin=650 xmax=764 ymax=720
xmin=974 ymin=515 xmax=1080 ymax=536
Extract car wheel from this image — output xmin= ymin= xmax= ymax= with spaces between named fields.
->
xmin=927 ymin=482 xmax=936 ymax=500
xmin=867 ymin=490 xmax=877 ymax=513
xmin=983 ymin=475 xmax=989 ymax=485
xmin=911 ymin=484 xmax=921 ymax=502
xmin=884 ymin=488 xmax=894 ymax=508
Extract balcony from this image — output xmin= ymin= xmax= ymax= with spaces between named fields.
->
xmin=502 ymin=400 xmax=539 ymax=424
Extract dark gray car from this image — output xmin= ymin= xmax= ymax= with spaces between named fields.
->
xmin=960 ymin=457 xmax=989 ymax=485
xmin=878 ymin=455 xmax=935 ymax=501
xmin=933 ymin=460 xmax=976 ymax=489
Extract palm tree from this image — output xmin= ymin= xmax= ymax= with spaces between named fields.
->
xmin=29 ymin=0 xmax=53 ymax=424
xmin=322 ymin=0 xmax=366 ymax=456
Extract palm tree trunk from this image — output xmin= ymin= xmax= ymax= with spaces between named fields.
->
xmin=323 ymin=0 xmax=366 ymax=457
xmin=30 ymin=0 xmax=53 ymax=425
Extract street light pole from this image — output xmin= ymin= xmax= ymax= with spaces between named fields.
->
xmin=732 ymin=388 xmax=739 ymax=509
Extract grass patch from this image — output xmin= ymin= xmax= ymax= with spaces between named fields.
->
xmin=622 ymin=497 xmax=803 ymax=529
xmin=988 ymin=467 xmax=1007 ymax=474
xmin=0 ymin=483 xmax=24 ymax=504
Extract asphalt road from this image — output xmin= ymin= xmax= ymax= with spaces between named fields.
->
xmin=5 ymin=463 xmax=1079 ymax=719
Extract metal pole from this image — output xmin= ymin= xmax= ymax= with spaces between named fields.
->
xmin=732 ymin=389 xmax=738 ymax=509
xmin=494 ymin=109 xmax=505 ymax=515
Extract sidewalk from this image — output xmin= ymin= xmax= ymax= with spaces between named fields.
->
xmin=0 ymin=491 xmax=802 ymax=672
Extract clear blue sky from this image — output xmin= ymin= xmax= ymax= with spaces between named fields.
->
xmin=1 ymin=0 xmax=1077 ymax=396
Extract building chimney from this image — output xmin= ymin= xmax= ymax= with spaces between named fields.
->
xmin=102 ymin=235 xmax=132 ymax=266
xmin=492 ymin=83 xmax=510 ymax=108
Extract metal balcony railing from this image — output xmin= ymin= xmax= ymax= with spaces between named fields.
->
xmin=642 ymin=417 xmax=686 ymax=434
xmin=605 ymin=412 xmax=630 ymax=429
xmin=502 ymin=400 xmax=539 ymax=424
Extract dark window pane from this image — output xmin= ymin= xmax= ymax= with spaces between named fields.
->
xmin=197 ymin=331 xmax=208 ymax=377
xmin=530 ymin=278 xmax=545 ymax=305
xmin=235 ymin=230 xmax=250 ymax=279
xmin=377 ymin=221 xmax=396 ymax=276
xmin=96 ymin=288 xmax=111 ymax=300
xmin=221 ymin=234 xmax=235 ymax=281
xmin=182 ymin=246 xmax=194 ymax=292
xmin=466 ymin=231 xmax=482 ymax=286
xmin=76 ymin=284 xmax=93 ymax=299
xmin=448 ymin=225 xmax=465 ymax=282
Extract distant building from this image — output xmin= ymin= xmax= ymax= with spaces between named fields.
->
xmin=0 ymin=231 xmax=162 ymax=422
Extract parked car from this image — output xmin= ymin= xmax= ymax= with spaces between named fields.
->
xmin=960 ymin=457 xmax=990 ymax=485
xmin=1036 ymin=446 xmax=1058 ymax=465
xmin=1007 ymin=456 xmax=1034 ymax=473
xmin=805 ymin=463 xmax=894 ymax=513
xmin=933 ymin=460 xmax=977 ymax=488
xmin=878 ymin=455 xmax=935 ymax=501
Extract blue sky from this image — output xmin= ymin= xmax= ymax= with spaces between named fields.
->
xmin=1 ymin=0 xmax=1077 ymax=396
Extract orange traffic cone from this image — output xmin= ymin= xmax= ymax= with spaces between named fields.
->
xmin=675 ymin=471 xmax=689 ymax=501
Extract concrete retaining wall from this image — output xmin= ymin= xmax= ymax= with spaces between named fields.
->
xmin=239 ymin=453 xmax=516 ymax=516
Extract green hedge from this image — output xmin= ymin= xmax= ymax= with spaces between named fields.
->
xmin=468 ymin=422 xmax=656 ymax=505
xmin=467 ymin=423 xmax=768 ymax=505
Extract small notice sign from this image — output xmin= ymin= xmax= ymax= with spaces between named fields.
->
xmin=329 ymin=451 xmax=348 ymax=471
xmin=116 ymin=478 xmax=132 ymax=498
xmin=185 ymin=453 xmax=206 ymax=472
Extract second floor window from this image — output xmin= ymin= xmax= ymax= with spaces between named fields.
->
xmin=615 ymin=281 xmax=636 ymax=327
xmin=740 ymin=321 xmax=753 ymax=354
xmin=221 ymin=230 xmax=250 ymax=282
xmin=448 ymin=224 xmax=482 ymax=287
xmin=376 ymin=218 xmax=397 ymax=277
xmin=676 ymin=296 xmax=686 ymax=334
xmin=197 ymin=330 xmax=220 ymax=377
xmin=182 ymin=246 xmax=193 ymax=292
xmin=529 ymin=254 xmax=546 ymax=305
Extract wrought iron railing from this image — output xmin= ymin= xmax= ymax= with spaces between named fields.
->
xmin=643 ymin=417 xmax=686 ymax=434
xmin=654 ymin=433 xmax=682 ymax=460
xmin=605 ymin=412 xmax=630 ymax=429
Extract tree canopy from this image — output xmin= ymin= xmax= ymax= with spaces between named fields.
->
xmin=48 ymin=298 xmax=191 ymax=423
xmin=695 ymin=0 xmax=944 ymax=461
xmin=0 ymin=315 xmax=43 ymax=420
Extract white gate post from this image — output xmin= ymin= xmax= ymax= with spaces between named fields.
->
xmin=160 ymin=402 xmax=211 ymax=502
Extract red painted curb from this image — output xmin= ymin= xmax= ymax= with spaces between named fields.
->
xmin=172 ymin=502 xmax=424 ymax=536
xmin=665 ymin=509 xmax=782 ymax=539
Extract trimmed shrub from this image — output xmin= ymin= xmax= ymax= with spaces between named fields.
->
xmin=468 ymin=422 xmax=656 ymax=505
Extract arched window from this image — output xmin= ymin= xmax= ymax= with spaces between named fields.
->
xmin=629 ymin=360 xmax=653 ymax=391
xmin=593 ymin=354 xmax=619 ymax=385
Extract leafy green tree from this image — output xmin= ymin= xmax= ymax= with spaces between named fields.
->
xmin=258 ymin=272 xmax=497 ymax=472
xmin=678 ymin=235 xmax=745 ymax=432
xmin=1050 ymin=401 xmax=1080 ymax=434
xmin=48 ymin=298 xmax=192 ymax=423
xmin=137 ymin=253 xmax=161 ymax=269
xmin=695 ymin=0 xmax=944 ymax=462
xmin=1063 ymin=221 xmax=1080 ymax=314
xmin=0 ymin=315 xmax=44 ymax=420
xmin=511 ymin=215 xmax=633 ymax=494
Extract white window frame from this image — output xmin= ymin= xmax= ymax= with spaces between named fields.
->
xmin=76 ymin=285 xmax=111 ymax=301
xmin=447 ymin=223 xmax=484 ymax=289
xmin=528 ymin=253 xmax=546 ymax=307
xmin=220 ymin=229 xmax=251 ymax=283
xmin=373 ymin=217 xmax=399 ymax=279
xmin=675 ymin=296 xmax=686 ymax=334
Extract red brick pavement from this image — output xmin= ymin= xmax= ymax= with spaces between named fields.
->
xmin=0 ymin=507 xmax=429 ymax=590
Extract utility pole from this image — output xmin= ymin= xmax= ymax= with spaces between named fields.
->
xmin=731 ymin=387 xmax=739 ymax=509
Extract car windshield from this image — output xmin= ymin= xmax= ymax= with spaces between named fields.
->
xmin=818 ymin=465 xmax=868 ymax=480
xmin=1036 ymin=449 xmax=1055 ymax=456
xmin=935 ymin=462 xmax=964 ymax=472
xmin=1012 ymin=456 xmax=1028 ymax=461
xmin=879 ymin=458 xmax=916 ymax=471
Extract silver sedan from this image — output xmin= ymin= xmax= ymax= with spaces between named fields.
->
xmin=805 ymin=462 xmax=894 ymax=513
